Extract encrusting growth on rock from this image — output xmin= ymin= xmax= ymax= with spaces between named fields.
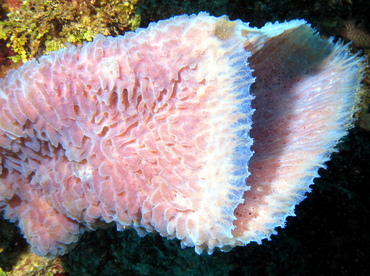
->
xmin=0 ymin=0 xmax=141 ymax=62
xmin=340 ymin=19 xmax=370 ymax=49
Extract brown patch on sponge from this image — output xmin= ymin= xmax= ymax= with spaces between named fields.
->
xmin=214 ymin=17 xmax=237 ymax=40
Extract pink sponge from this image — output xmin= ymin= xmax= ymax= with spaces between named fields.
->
xmin=0 ymin=13 xmax=364 ymax=257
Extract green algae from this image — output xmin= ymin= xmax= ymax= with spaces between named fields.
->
xmin=0 ymin=0 xmax=141 ymax=62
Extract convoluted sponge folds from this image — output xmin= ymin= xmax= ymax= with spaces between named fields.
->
xmin=0 ymin=12 xmax=364 ymax=257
